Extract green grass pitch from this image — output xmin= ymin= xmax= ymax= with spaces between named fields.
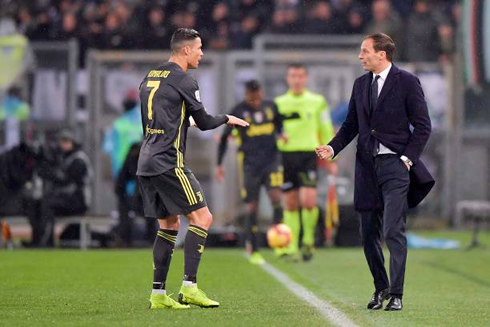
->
xmin=1 ymin=231 xmax=489 ymax=326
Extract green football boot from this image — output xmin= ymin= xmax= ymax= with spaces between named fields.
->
xmin=274 ymin=247 xmax=289 ymax=258
xmin=249 ymin=252 xmax=266 ymax=265
xmin=276 ymin=247 xmax=300 ymax=262
xmin=149 ymin=293 xmax=190 ymax=309
xmin=178 ymin=285 xmax=219 ymax=308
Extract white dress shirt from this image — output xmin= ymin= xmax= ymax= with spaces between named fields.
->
xmin=373 ymin=64 xmax=396 ymax=155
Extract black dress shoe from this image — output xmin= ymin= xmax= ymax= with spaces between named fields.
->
xmin=367 ymin=289 xmax=390 ymax=310
xmin=384 ymin=297 xmax=403 ymax=311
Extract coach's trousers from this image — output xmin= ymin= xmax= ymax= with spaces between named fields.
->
xmin=360 ymin=154 xmax=410 ymax=295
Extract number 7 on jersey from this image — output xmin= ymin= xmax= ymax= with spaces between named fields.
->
xmin=146 ymin=80 xmax=160 ymax=120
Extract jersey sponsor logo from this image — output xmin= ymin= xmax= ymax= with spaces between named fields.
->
xmin=195 ymin=90 xmax=201 ymax=102
xmin=147 ymin=70 xmax=171 ymax=78
xmin=145 ymin=125 xmax=165 ymax=135
xmin=246 ymin=123 xmax=274 ymax=137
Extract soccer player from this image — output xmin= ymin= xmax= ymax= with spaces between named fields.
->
xmin=215 ymin=80 xmax=284 ymax=265
xmin=275 ymin=63 xmax=337 ymax=261
xmin=137 ymin=28 xmax=249 ymax=309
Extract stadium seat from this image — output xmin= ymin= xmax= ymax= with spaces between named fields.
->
xmin=3 ymin=215 xmax=93 ymax=249
xmin=55 ymin=216 xmax=92 ymax=250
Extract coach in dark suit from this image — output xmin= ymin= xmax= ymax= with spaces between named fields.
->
xmin=316 ymin=33 xmax=434 ymax=311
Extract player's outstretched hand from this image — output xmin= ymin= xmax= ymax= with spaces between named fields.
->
xmin=315 ymin=145 xmax=334 ymax=160
xmin=215 ymin=166 xmax=225 ymax=184
xmin=226 ymin=115 xmax=249 ymax=127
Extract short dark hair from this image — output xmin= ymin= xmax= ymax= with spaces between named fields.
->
xmin=57 ymin=129 xmax=76 ymax=143
xmin=364 ymin=33 xmax=396 ymax=61
xmin=287 ymin=63 xmax=308 ymax=73
xmin=245 ymin=80 xmax=261 ymax=92
xmin=170 ymin=28 xmax=201 ymax=53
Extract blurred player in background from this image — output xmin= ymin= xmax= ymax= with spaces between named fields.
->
xmin=137 ymin=28 xmax=248 ymax=310
xmin=216 ymin=80 xmax=284 ymax=265
xmin=275 ymin=63 xmax=337 ymax=261
xmin=112 ymin=141 xmax=157 ymax=247
xmin=102 ymin=89 xmax=142 ymax=179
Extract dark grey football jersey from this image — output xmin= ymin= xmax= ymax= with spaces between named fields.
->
xmin=137 ymin=62 xmax=204 ymax=176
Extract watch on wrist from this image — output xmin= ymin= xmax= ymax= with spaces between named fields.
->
xmin=400 ymin=155 xmax=413 ymax=167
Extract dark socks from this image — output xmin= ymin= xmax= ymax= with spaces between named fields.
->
xmin=272 ymin=203 xmax=283 ymax=225
xmin=183 ymin=225 xmax=208 ymax=283
xmin=246 ymin=211 xmax=259 ymax=252
xmin=153 ymin=229 xmax=178 ymax=290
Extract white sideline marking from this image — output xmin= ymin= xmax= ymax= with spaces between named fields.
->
xmin=260 ymin=262 xmax=358 ymax=327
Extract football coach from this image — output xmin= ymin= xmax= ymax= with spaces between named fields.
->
xmin=316 ymin=33 xmax=434 ymax=311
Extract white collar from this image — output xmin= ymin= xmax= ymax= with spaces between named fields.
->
xmin=373 ymin=63 xmax=392 ymax=81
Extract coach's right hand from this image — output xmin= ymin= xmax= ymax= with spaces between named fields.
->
xmin=226 ymin=115 xmax=249 ymax=127
xmin=215 ymin=166 xmax=225 ymax=184
xmin=315 ymin=145 xmax=334 ymax=160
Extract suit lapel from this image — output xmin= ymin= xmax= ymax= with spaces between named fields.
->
xmin=375 ymin=64 xmax=400 ymax=110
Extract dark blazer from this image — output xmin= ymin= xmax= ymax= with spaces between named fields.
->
xmin=329 ymin=64 xmax=435 ymax=211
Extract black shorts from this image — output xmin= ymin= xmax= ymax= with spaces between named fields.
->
xmin=240 ymin=159 xmax=283 ymax=203
xmin=138 ymin=167 xmax=207 ymax=218
xmin=281 ymin=151 xmax=318 ymax=192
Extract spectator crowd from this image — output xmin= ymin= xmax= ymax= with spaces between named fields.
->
xmin=6 ymin=0 xmax=461 ymax=63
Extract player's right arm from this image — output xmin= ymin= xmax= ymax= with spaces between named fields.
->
xmin=179 ymin=75 xmax=248 ymax=131
xmin=191 ymin=109 xmax=229 ymax=131
xmin=191 ymin=109 xmax=249 ymax=131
